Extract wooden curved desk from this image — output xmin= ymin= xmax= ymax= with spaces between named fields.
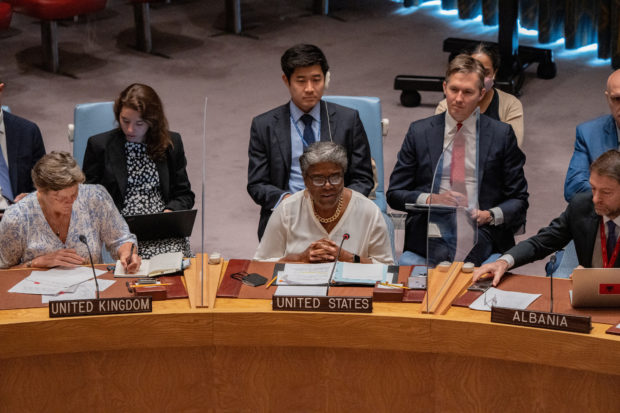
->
xmin=1 ymin=292 xmax=619 ymax=412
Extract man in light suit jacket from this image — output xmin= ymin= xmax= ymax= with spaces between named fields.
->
xmin=564 ymin=69 xmax=620 ymax=201
xmin=387 ymin=55 xmax=529 ymax=266
xmin=475 ymin=150 xmax=620 ymax=286
xmin=247 ymin=44 xmax=373 ymax=239
xmin=0 ymin=79 xmax=46 ymax=206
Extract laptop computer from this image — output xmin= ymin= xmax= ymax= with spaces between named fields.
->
xmin=124 ymin=209 xmax=197 ymax=241
xmin=570 ymin=268 xmax=620 ymax=308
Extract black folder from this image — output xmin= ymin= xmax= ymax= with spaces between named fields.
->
xmin=124 ymin=209 xmax=197 ymax=241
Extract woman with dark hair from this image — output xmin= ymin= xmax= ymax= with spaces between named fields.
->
xmin=83 ymin=83 xmax=194 ymax=259
xmin=436 ymin=43 xmax=524 ymax=147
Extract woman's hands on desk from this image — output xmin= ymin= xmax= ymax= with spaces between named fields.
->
xmin=27 ymin=249 xmax=85 ymax=268
xmin=283 ymin=238 xmax=370 ymax=263
xmin=472 ymin=259 xmax=510 ymax=287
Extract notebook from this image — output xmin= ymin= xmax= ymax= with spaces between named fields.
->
xmin=114 ymin=252 xmax=184 ymax=278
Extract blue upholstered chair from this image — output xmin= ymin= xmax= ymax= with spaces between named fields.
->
xmin=321 ymin=96 xmax=395 ymax=259
xmin=70 ymin=101 xmax=115 ymax=167
xmin=544 ymin=240 xmax=578 ymax=278
xmin=69 ymin=101 xmax=116 ymax=262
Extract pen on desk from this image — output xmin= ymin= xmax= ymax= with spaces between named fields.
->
xmin=132 ymin=283 xmax=171 ymax=288
xmin=379 ymin=282 xmax=408 ymax=289
xmin=265 ymin=276 xmax=277 ymax=289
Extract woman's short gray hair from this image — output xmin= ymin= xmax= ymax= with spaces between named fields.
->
xmin=31 ymin=151 xmax=85 ymax=191
xmin=300 ymin=142 xmax=348 ymax=176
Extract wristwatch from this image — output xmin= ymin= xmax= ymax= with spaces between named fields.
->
xmin=488 ymin=210 xmax=496 ymax=225
xmin=353 ymin=254 xmax=361 ymax=263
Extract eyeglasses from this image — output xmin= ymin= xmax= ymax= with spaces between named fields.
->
xmin=309 ymin=173 xmax=343 ymax=187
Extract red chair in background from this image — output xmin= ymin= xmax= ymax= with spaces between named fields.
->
xmin=5 ymin=0 xmax=107 ymax=73
xmin=0 ymin=2 xmax=13 ymax=30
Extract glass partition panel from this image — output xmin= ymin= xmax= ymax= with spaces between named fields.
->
xmin=424 ymin=109 xmax=480 ymax=313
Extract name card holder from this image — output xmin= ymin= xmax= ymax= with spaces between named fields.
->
xmin=272 ymin=296 xmax=372 ymax=313
xmin=491 ymin=307 xmax=591 ymax=334
xmin=49 ymin=296 xmax=153 ymax=318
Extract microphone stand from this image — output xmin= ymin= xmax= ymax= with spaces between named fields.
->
xmin=327 ymin=233 xmax=350 ymax=292
xmin=547 ymin=254 xmax=556 ymax=313
xmin=79 ymin=235 xmax=100 ymax=300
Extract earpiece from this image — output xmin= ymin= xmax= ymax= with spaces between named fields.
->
xmin=323 ymin=100 xmax=333 ymax=142
xmin=325 ymin=71 xmax=331 ymax=89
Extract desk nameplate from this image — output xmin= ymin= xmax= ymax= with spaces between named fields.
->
xmin=272 ymin=296 xmax=372 ymax=313
xmin=491 ymin=307 xmax=591 ymax=334
xmin=49 ymin=296 xmax=153 ymax=318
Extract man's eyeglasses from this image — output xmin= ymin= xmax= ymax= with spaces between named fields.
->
xmin=309 ymin=174 xmax=343 ymax=187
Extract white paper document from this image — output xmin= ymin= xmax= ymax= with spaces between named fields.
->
xmin=337 ymin=263 xmax=386 ymax=281
xmin=469 ymin=287 xmax=541 ymax=312
xmin=276 ymin=263 xmax=334 ymax=285
xmin=41 ymin=279 xmax=116 ymax=303
xmin=9 ymin=266 xmax=106 ymax=296
xmin=331 ymin=262 xmax=388 ymax=285
xmin=273 ymin=286 xmax=328 ymax=296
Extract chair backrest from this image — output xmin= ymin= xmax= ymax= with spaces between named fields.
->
xmin=1 ymin=105 xmax=10 ymax=113
xmin=73 ymin=101 xmax=116 ymax=167
xmin=322 ymin=96 xmax=386 ymax=212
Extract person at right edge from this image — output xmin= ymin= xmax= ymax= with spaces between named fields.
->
xmin=474 ymin=150 xmax=620 ymax=286
xmin=247 ymin=44 xmax=374 ymax=240
xmin=564 ymin=69 xmax=620 ymax=202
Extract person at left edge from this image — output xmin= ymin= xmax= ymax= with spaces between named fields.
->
xmin=247 ymin=43 xmax=374 ymax=240
xmin=0 ymin=151 xmax=140 ymax=272
xmin=83 ymin=83 xmax=195 ymax=259
xmin=0 ymin=77 xmax=46 ymax=209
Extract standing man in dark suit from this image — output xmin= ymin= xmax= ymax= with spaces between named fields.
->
xmin=247 ymin=44 xmax=374 ymax=239
xmin=387 ymin=55 xmax=528 ymax=266
xmin=474 ymin=150 xmax=620 ymax=286
xmin=0 ymin=78 xmax=46 ymax=207
xmin=564 ymin=69 xmax=620 ymax=201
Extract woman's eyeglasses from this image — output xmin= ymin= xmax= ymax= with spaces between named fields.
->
xmin=309 ymin=174 xmax=343 ymax=187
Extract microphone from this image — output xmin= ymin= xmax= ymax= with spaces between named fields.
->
xmin=327 ymin=233 xmax=350 ymax=287
xmin=547 ymin=254 xmax=556 ymax=313
xmin=79 ymin=234 xmax=100 ymax=300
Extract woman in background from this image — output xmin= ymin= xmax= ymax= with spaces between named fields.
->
xmin=436 ymin=42 xmax=524 ymax=147
xmin=83 ymin=83 xmax=194 ymax=259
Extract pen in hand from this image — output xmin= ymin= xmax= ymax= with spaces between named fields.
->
xmin=127 ymin=244 xmax=135 ymax=269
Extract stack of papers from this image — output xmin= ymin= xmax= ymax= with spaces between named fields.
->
xmin=276 ymin=263 xmax=333 ymax=286
xmin=274 ymin=263 xmax=334 ymax=297
xmin=9 ymin=267 xmax=112 ymax=302
xmin=332 ymin=262 xmax=388 ymax=285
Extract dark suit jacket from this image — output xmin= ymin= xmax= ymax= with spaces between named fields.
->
xmin=508 ymin=193 xmax=619 ymax=269
xmin=564 ymin=114 xmax=618 ymax=201
xmin=83 ymin=129 xmax=194 ymax=212
xmin=247 ymin=100 xmax=374 ymax=238
xmin=387 ymin=113 xmax=529 ymax=257
xmin=3 ymin=111 xmax=46 ymax=196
